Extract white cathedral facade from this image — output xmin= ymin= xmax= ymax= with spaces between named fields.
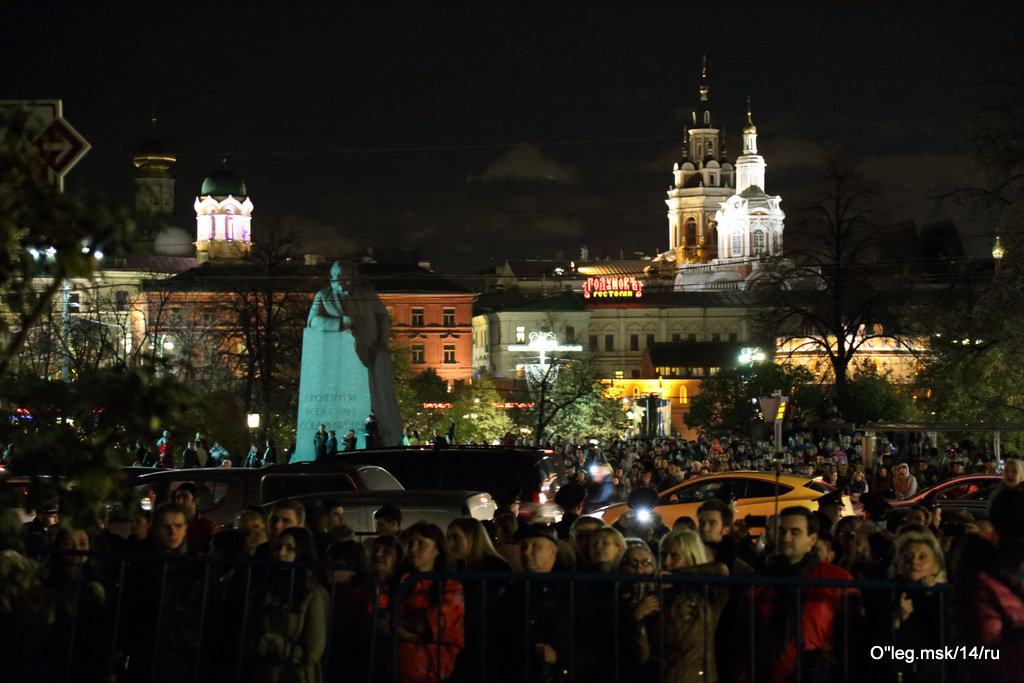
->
xmin=662 ymin=62 xmax=785 ymax=290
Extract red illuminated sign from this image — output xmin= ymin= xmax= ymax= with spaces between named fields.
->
xmin=582 ymin=276 xmax=644 ymax=299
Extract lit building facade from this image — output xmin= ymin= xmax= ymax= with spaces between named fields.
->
xmin=384 ymin=290 xmax=475 ymax=386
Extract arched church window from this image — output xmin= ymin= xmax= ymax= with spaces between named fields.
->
xmin=753 ymin=231 xmax=766 ymax=254
xmin=704 ymin=111 xmax=710 ymax=125
xmin=731 ymin=233 xmax=742 ymax=257
xmin=685 ymin=217 xmax=697 ymax=246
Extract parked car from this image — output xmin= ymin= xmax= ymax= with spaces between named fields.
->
xmin=261 ymin=490 xmax=497 ymax=538
xmin=889 ymin=474 xmax=1001 ymax=521
xmin=889 ymin=474 xmax=1000 ymax=508
xmin=594 ymin=471 xmax=852 ymax=534
xmin=0 ymin=475 xmax=67 ymax=524
xmin=331 ymin=446 xmax=567 ymax=509
xmin=127 ymin=463 xmax=404 ymax=529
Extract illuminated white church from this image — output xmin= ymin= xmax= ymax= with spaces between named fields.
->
xmin=661 ymin=60 xmax=785 ymax=290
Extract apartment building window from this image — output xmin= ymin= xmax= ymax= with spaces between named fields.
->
xmin=443 ymin=344 xmax=456 ymax=364
xmin=565 ymin=326 xmax=575 ymax=343
xmin=443 ymin=308 xmax=456 ymax=326
xmin=411 ymin=344 xmax=425 ymax=364
xmin=605 ymin=335 xmax=615 ymax=351
xmin=687 ymin=333 xmax=697 ymax=342
xmin=646 ymin=333 xmax=655 ymax=347
xmin=411 ymin=308 xmax=424 ymax=326
xmin=712 ymin=333 xmax=721 ymax=342
xmin=115 ymin=290 xmax=130 ymax=311
xmin=515 ymin=326 xmax=526 ymax=343
xmin=589 ymin=335 xmax=598 ymax=352
xmin=729 ymin=332 xmax=738 ymax=342
xmin=630 ymin=334 xmax=639 ymax=351
xmin=671 ymin=333 xmax=682 ymax=342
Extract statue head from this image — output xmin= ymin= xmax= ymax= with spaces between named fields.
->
xmin=329 ymin=260 xmax=356 ymax=296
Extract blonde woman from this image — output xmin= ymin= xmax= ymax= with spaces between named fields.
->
xmin=588 ymin=525 xmax=627 ymax=573
xmin=629 ymin=529 xmax=729 ymax=683
xmin=880 ymin=527 xmax=947 ymax=681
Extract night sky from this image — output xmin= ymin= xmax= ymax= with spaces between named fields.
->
xmin=4 ymin=2 xmax=1020 ymax=269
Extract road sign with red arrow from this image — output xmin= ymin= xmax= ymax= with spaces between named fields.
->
xmin=0 ymin=99 xmax=90 ymax=190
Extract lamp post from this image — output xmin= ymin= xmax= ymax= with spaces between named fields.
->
xmin=247 ymin=413 xmax=260 ymax=448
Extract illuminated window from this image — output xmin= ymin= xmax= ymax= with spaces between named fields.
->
xmin=443 ymin=344 xmax=456 ymax=364
xmin=515 ymin=326 xmax=526 ymax=343
xmin=411 ymin=344 xmax=425 ymax=364
xmin=630 ymin=334 xmax=639 ymax=351
xmin=753 ymin=231 xmax=766 ymax=254
xmin=605 ymin=335 xmax=614 ymax=351
xmin=615 ymin=370 xmax=624 ymax=379
xmin=443 ymin=308 xmax=455 ymax=327
xmin=411 ymin=308 xmax=424 ymax=326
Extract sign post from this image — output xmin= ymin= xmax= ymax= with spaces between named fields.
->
xmin=0 ymin=99 xmax=90 ymax=190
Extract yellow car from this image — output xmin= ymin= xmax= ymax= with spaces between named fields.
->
xmin=595 ymin=471 xmax=851 ymax=534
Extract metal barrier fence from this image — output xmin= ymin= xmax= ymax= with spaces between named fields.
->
xmin=3 ymin=547 xmax=963 ymax=682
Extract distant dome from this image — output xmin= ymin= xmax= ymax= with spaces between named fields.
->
xmin=201 ymin=169 xmax=247 ymax=197
xmin=154 ymin=226 xmax=194 ymax=256
xmin=133 ymin=137 xmax=175 ymax=161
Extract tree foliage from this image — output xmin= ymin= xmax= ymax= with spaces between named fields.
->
xmin=914 ymin=48 xmax=1024 ymax=447
xmin=0 ymin=107 xmax=132 ymax=378
xmin=684 ymin=362 xmax=822 ymax=437
xmin=758 ymin=153 xmax=914 ymax=417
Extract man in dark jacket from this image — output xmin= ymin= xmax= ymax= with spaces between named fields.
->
xmin=119 ymin=503 xmax=206 ymax=682
xmin=491 ymin=525 xmax=576 ymax=682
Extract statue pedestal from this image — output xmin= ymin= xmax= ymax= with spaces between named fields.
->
xmin=295 ymin=330 xmax=373 ymax=461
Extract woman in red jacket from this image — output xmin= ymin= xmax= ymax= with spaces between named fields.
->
xmin=388 ymin=522 xmax=465 ymax=682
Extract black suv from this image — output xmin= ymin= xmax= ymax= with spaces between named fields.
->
xmin=329 ymin=446 xmax=566 ymax=508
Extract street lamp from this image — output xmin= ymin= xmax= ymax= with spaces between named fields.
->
xmin=993 ymin=231 xmax=1005 ymax=274
xmin=739 ymin=347 xmax=765 ymax=365
xmin=247 ymin=413 xmax=260 ymax=446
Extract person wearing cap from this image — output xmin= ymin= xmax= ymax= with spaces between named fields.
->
xmin=491 ymin=524 xmax=575 ymax=681
xmin=859 ymin=492 xmax=892 ymax=533
xmin=815 ymin=491 xmax=844 ymax=535
xmin=23 ymin=499 xmax=60 ymax=548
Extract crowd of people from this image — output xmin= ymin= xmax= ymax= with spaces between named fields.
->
xmin=2 ymin=430 xmax=1023 ymax=682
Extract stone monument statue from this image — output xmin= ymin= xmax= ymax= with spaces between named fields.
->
xmin=295 ymin=261 xmax=402 ymax=459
